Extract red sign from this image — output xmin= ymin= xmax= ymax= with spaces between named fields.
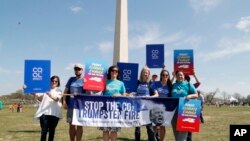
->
xmin=174 ymin=50 xmax=194 ymax=75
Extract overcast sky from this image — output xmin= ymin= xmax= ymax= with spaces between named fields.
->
xmin=1 ymin=0 xmax=250 ymax=97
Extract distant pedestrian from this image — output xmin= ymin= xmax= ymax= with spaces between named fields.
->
xmin=151 ymin=74 xmax=158 ymax=82
xmin=19 ymin=103 xmax=23 ymax=112
xmin=17 ymin=103 xmax=21 ymax=112
xmin=0 ymin=100 xmax=3 ymax=110
xmin=197 ymin=90 xmax=205 ymax=123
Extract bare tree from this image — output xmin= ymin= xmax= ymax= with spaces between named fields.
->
xmin=204 ymin=88 xmax=220 ymax=104
xmin=233 ymin=92 xmax=241 ymax=102
xmin=221 ymin=91 xmax=228 ymax=102
xmin=246 ymin=95 xmax=250 ymax=104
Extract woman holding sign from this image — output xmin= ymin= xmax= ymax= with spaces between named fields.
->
xmin=134 ymin=66 xmax=158 ymax=141
xmin=33 ymin=75 xmax=63 ymax=141
xmin=171 ymin=70 xmax=198 ymax=141
xmin=99 ymin=65 xmax=126 ymax=141
xmin=153 ymin=69 xmax=172 ymax=141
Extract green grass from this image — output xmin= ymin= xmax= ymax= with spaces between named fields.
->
xmin=0 ymin=105 xmax=249 ymax=141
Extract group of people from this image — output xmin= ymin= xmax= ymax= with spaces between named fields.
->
xmin=8 ymin=103 xmax=23 ymax=113
xmin=30 ymin=63 xmax=204 ymax=141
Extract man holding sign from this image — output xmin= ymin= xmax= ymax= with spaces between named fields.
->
xmin=63 ymin=63 xmax=86 ymax=141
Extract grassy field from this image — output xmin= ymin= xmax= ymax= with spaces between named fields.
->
xmin=0 ymin=105 xmax=249 ymax=141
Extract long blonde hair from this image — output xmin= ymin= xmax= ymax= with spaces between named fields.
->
xmin=139 ymin=66 xmax=151 ymax=83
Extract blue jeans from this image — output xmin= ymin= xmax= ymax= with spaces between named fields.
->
xmin=135 ymin=124 xmax=156 ymax=141
xmin=40 ymin=115 xmax=59 ymax=141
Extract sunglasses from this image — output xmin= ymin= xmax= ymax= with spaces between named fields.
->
xmin=51 ymin=80 xmax=58 ymax=83
xmin=162 ymin=74 xmax=169 ymax=77
xmin=111 ymin=69 xmax=118 ymax=73
xmin=74 ymin=67 xmax=82 ymax=71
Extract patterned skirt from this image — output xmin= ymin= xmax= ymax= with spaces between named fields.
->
xmin=98 ymin=127 xmax=121 ymax=132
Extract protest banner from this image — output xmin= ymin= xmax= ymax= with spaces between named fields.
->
xmin=24 ymin=60 xmax=50 ymax=93
xmin=146 ymin=44 xmax=164 ymax=68
xmin=72 ymin=95 xmax=178 ymax=127
xmin=176 ymin=98 xmax=201 ymax=132
xmin=174 ymin=49 xmax=194 ymax=75
xmin=117 ymin=62 xmax=138 ymax=93
xmin=84 ymin=60 xmax=107 ymax=91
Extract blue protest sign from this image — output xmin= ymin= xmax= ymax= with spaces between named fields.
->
xmin=24 ymin=60 xmax=51 ymax=94
xmin=146 ymin=44 xmax=164 ymax=68
xmin=177 ymin=98 xmax=201 ymax=132
xmin=117 ymin=62 xmax=139 ymax=93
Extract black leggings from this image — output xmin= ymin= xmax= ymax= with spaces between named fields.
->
xmin=40 ymin=115 xmax=59 ymax=141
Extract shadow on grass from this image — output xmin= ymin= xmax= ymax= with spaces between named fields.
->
xmin=118 ymin=137 xmax=147 ymax=141
xmin=88 ymin=137 xmax=147 ymax=141
xmin=8 ymin=130 xmax=40 ymax=133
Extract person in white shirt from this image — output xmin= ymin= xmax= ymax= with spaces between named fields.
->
xmin=34 ymin=75 xmax=63 ymax=141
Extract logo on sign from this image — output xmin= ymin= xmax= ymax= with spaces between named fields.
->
xmin=230 ymin=125 xmax=250 ymax=141
xmin=32 ymin=67 xmax=43 ymax=80
xmin=123 ymin=69 xmax=131 ymax=81
xmin=152 ymin=50 xmax=159 ymax=60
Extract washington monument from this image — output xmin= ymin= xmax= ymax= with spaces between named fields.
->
xmin=113 ymin=0 xmax=128 ymax=64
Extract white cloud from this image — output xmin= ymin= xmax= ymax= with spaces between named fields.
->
xmin=0 ymin=67 xmax=22 ymax=75
xmin=236 ymin=16 xmax=250 ymax=32
xmin=65 ymin=63 xmax=75 ymax=70
xmin=128 ymin=21 xmax=183 ymax=49
xmin=70 ymin=5 xmax=83 ymax=14
xmin=71 ymin=41 xmax=112 ymax=59
xmin=199 ymin=36 xmax=250 ymax=61
xmin=236 ymin=81 xmax=248 ymax=86
xmin=129 ymin=22 xmax=162 ymax=48
xmin=65 ymin=63 xmax=85 ymax=70
xmin=98 ymin=41 xmax=113 ymax=53
xmin=177 ymin=35 xmax=202 ymax=48
xmin=188 ymin=0 xmax=223 ymax=13
xmin=128 ymin=21 xmax=202 ymax=50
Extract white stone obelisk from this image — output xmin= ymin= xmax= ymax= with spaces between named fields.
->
xmin=113 ymin=0 xmax=128 ymax=64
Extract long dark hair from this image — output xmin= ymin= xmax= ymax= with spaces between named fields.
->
xmin=107 ymin=65 xmax=120 ymax=80
xmin=160 ymin=69 xmax=172 ymax=91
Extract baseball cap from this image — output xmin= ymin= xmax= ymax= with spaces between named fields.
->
xmin=74 ymin=63 xmax=84 ymax=69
